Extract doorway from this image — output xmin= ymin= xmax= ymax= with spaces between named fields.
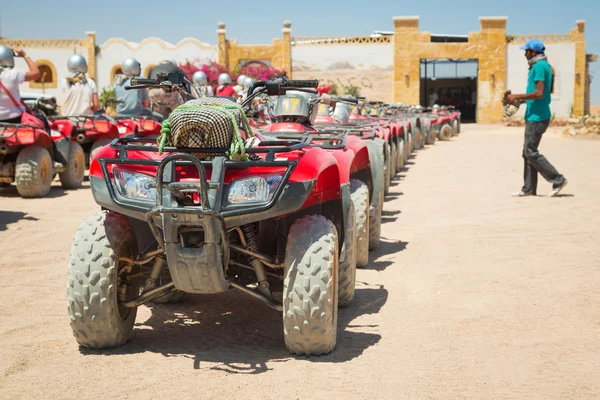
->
xmin=420 ymin=59 xmax=478 ymax=122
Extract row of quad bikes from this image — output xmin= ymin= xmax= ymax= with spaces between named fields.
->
xmin=0 ymin=103 xmax=161 ymax=197
xmin=1 ymin=76 xmax=459 ymax=356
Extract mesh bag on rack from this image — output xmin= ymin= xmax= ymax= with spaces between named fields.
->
xmin=158 ymin=97 xmax=255 ymax=160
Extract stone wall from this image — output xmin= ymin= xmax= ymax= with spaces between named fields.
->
xmin=217 ymin=21 xmax=292 ymax=77
xmin=393 ymin=16 xmax=507 ymax=124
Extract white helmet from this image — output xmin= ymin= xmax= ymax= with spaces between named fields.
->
xmin=122 ymin=58 xmax=141 ymax=76
xmin=243 ymin=76 xmax=254 ymax=90
xmin=433 ymin=104 xmax=440 ymax=109
xmin=193 ymin=71 xmax=208 ymax=85
xmin=237 ymin=74 xmax=247 ymax=86
xmin=218 ymin=73 xmax=231 ymax=85
xmin=67 ymin=54 xmax=88 ymax=74
xmin=0 ymin=45 xmax=15 ymax=68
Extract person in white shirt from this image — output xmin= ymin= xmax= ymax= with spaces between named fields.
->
xmin=0 ymin=45 xmax=41 ymax=123
xmin=60 ymin=54 xmax=98 ymax=116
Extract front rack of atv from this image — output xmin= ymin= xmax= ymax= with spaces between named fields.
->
xmin=0 ymin=122 xmax=43 ymax=139
xmin=48 ymin=115 xmax=116 ymax=133
xmin=98 ymin=136 xmax=310 ymax=216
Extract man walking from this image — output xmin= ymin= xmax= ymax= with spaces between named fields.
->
xmin=507 ymin=38 xmax=568 ymax=197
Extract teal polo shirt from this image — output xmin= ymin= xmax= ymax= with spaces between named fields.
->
xmin=524 ymin=59 xmax=553 ymax=122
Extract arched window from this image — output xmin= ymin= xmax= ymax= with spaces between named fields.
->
xmin=110 ymin=65 xmax=123 ymax=85
xmin=29 ymin=60 xmax=57 ymax=89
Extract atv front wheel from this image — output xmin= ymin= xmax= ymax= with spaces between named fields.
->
xmin=338 ymin=200 xmax=356 ymax=307
xmin=67 ymin=211 xmax=141 ymax=349
xmin=59 ymin=142 xmax=85 ymax=189
xmin=283 ymin=215 xmax=339 ymax=356
xmin=452 ymin=120 xmax=459 ymax=136
xmin=15 ymin=146 xmax=52 ymax=198
xmin=426 ymin=125 xmax=436 ymax=145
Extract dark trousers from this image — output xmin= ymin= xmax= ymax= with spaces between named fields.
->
xmin=521 ymin=120 xmax=566 ymax=195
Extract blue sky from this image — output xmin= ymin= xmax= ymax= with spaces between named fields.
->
xmin=1 ymin=0 xmax=599 ymax=104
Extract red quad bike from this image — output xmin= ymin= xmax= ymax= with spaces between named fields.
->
xmin=257 ymin=88 xmax=381 ymax=270
xmin=346 ymin=102 xmax=399 ymax=194
xmin=443 ymin=106 xmax=462 ymax=135
xmin=260 ymin=89 xmax=384 ymax=253
xmin=0 ymin=117 xmax=85 ymax=197
xmin=318 ymin=100 xmax=395 ymax=197
xmin=105 ymin=99 xmax=163 ymax=139
xmin=49 ymin=115 xmax=120 ymax=166
xmin=67 ymin=73 xmax=357 ymax=356
xmin=429 ymin=108 xmax=455 ymax=141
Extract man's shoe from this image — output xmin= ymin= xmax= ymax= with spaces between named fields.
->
xmin=511 ymin=190 xmax=534 ymax=197
xmin=550 ymin=179 xmax=568 ymax=197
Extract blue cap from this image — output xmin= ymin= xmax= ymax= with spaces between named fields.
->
xmin=520 ymin=38 xmax=545 ymax=52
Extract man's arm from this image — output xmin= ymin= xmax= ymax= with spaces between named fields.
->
xmin=507 ymin=81 xmax=544 ymax=103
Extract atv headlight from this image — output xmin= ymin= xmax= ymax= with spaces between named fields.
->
xmin=112 ymin=167 xmax=156 ymax=203
xmin=226 ymin=174 xmax=283 ymax=205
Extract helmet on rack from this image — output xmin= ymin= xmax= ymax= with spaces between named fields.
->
xmin=0 ymin=45 xmax=15 ymax=68
xmin=67 ymin=54 xmax=88 ymax=74
xmin=243 ymin=76 xmax=254 ymax=90
xmin=193 ymin=71 xmax=208 ymax=85
xmin=218 ymin=73 xmax=232 ymax=85
xmin=237 ymin=74 xmax=247 ymax=86
xmin=122 ymin=58 xmax=141 ymax=76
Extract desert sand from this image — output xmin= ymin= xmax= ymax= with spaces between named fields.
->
xmin=0 ymin=124 xmax=599 ymax=399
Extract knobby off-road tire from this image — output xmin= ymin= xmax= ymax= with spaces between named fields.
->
xmin=151 ymin=276 xmax=190 ymax=304
xmin=369 ymin=187 xmax=383 ymax=250
xmin=396 ymin=138 xmax=405 ymax=171
xmin=59 ymin=142 xmax=85 ymax=189
xmin=15 ymin=145 xmax=52 ymax=198
xmin=283 ymin=215 xmax=339 ymax=356
xmin=415 ymin=127 xmax=423 ymax=150
xmin=338 ymin=200 xmax=356 ymax=307
xmin=383 ymin=142 xmax=391 ymax=195
xmin=89 ymin=138 xmax=112 ymax=165
xmin=439 ymin=124 xmax=453 ymax=141
xmin=67 ymin=211 xmax=141 ymax=349
xmin=452 ymin=120 xmax=459 ymax=136
xmin=351 ymin=179 xmax=369 ymax=269
xmin=390 ymin=141 xmax=397 ymax=180
xmin=426 ymin=125 xmax=436 ymax=145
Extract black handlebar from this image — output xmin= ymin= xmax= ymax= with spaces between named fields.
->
xmin=285 ymin=80 xmax=319 ymax=89
xmin=336 ymin=97 xmax=359 ymax=105
xmin=130 ymin=78 xmax=157 ymax=86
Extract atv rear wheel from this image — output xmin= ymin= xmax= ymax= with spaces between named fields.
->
xmin=396 ymin=138 xmax=405 ymax=171
xmin=15 ymin=146 xmax=52 ymax=198
xmin=283 ymin=215 xmax=339 ymax=356
xmin=338 ymin=200 xmax=356 ymax=307
xmin=426 ymin=125 xmax=436 ymax=145
xmin=383 ymin=142 xmax=391 ymax=195
xmin=439 ymin=124 xmax=453 ymax=141
xmin=59 ymin=142 xmax=85 ymax=189
xmin=67 ymin=211 xmax=141 ymax=349
xmin=415 ymin=127 xmax=423 ymax=149
xmin=351 ymin=179 xmax=369 ymax=268
xmin=368 ymin=187 xmax=383 ymax=250
xmin=390 ymin=140 xmax=397 ymax=179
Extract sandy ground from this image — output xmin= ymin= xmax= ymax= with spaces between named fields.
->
xmin=1 ymin=125 xmax=599 ymax=400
